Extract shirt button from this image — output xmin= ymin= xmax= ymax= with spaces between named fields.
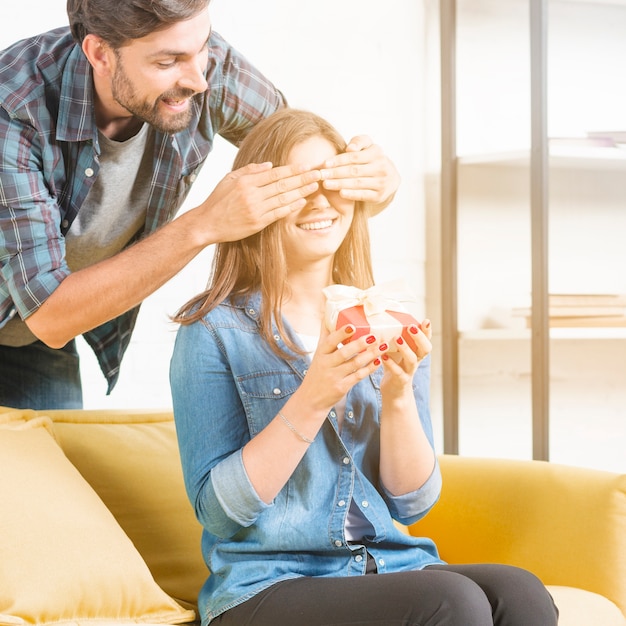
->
xmin=248 ymin=308 xmax=256 ymax=315
xmin=330 ymin=411 xmax=336 ymax=418
xmin=342 ymin=457 xmax=350 ymax=465
xmin=355 ymin=555 xmax=363 ymax=563
xmin=61 ymin=219 xmax=69 ymax=229
xmin=85 ymin=167 xmax=94 ymax=177
xmin=338 ymin=500 xmax=346 ymax=507
xmin=378 ymin=559 xmax=385 ymax=567
xmin=361 ymin=501 xmax=369 ymax=508
xmin=334 ymin=540 xmax=342 ymax=547
xmin=347 ymin=411 xmax=354 ymax=420
xmin=273 ymin=334 xmax=280 ymax=341
xmin=303 ymin=369 xmax=308 ymax=375
xmin=273 ymin=388 xmax=281 ymax=395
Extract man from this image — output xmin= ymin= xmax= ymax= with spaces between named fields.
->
xmin=0 ymin=0 xmax=399 ymax=409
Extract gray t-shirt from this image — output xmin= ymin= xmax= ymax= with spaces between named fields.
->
xmin=0 ymin=124 xmax=154 ymax=346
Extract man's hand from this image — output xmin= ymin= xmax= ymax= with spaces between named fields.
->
xmin=319 ymin=135 xmax=400 ymax=215
xmin=194 ymin=161 xmax=322 ymax=244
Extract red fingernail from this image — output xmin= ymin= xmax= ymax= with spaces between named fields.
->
xmin=409 ymin=325 xmax=419 ymax=335
xmin=382 ymin=354 xmax=389 ymax=361
xmin=345 ymin=325 xmax=355 ymax=335
xmin=396 ymin=337 xmax=404 ymax=346
xmin=378 ymin=343 xmax=388 ymax=352
xmin=366 ymin=335 xmax=376 ymax=344
xmin=373 ymin=358 xmax=381 ymax=366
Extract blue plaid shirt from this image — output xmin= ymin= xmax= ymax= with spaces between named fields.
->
xmin=0 ymin=27 xmax=286 ymax=392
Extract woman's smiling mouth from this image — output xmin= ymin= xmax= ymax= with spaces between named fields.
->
xmin=297 ymin=219 xmax=334 ymax=231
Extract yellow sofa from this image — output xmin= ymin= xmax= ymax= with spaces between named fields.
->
xmin=1 ymin=407 xmax=625 ymax=625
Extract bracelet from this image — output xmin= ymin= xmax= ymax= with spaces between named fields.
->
xmin=278 ymin=410 xmax=315 ymax=444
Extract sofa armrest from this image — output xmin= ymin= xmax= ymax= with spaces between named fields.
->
xmin=408 ymin=455 xmax=626 ymax=617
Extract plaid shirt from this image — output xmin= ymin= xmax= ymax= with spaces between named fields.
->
xmin=0 ymin=27 xmax=286 ymax=393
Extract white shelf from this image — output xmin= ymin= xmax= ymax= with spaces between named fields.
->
xmin=458 ymin=146 xmax=626 ymax=170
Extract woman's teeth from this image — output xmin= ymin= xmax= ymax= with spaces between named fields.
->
xmin=298 ymin=219 xmax=333 ymax=231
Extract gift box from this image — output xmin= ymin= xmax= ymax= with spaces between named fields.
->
xmin=323 ymin=282 xmax=421 ymax=353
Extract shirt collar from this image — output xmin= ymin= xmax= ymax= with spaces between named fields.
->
xmin=56 ymin=45 xmax=98 ymax=144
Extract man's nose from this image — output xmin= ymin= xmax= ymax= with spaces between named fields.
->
xmin=179 ymin=59 xmax=208 ymax=94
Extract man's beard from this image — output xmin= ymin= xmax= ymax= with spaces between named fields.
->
xmin=111 ymin=63 xmax=197 ymax=134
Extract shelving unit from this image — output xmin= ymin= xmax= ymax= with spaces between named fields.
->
xmin=437 ymin=0 xmax=626 ymax=469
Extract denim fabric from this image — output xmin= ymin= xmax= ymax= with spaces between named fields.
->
xmin=170 ymin=291 xmax=444 ymax=625
xmin=0 ymin=339 xmax=82 ymax=409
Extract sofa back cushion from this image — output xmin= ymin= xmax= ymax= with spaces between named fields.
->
xmin=0 ymin=409 xmax=195 ymax=625
xmin=409 ymin=455 xmax=626 ymax=617
xmin=47 ymin=409 xmax=207 ymax=612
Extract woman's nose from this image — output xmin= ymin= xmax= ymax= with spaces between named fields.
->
xmin=306 ymin=189 xmax=331 ymax=209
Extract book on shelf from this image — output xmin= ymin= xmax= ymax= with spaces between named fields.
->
xmin=586 ymin=130 xmax=626 ymax=147
xmin=547 ymin=293 xmax=626 ymax=307
xmin=546 ymin=316 xmax=626 ymax=328
xmin=512 ymin=293 xmax=626 ymax=328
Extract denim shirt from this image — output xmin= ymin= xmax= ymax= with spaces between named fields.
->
xmin=170 ymin=291 xmax=444 ymax=624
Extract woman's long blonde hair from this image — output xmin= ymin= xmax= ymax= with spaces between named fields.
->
xmin=173 ymin=108 xmax=375 ymax=357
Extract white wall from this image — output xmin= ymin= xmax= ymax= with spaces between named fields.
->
xmin=1 ymin=2 xmax=429 ymax=412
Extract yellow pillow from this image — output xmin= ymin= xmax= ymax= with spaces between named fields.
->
xmin=0 ymin=415 xmax=195 ymax=626
xmin=47 ymin=409 xmax=207 ymax=611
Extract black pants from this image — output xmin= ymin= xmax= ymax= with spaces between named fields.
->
xmin=213 ymin=563 xmax=559 ymax=626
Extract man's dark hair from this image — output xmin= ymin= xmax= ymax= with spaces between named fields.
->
xmin=67 ymin=0 xmax=210 ymax=46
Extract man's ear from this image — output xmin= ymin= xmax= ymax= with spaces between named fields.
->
xmin=82 ymin=34 xmax=115 ymax=77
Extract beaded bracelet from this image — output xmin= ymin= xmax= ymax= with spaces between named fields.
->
xmin=278 ymin=410 xmax=314 ymax=444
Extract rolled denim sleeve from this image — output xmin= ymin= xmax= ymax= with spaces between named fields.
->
xmin=383 ymin=457 xmax=442 ymax=525
xmin=210 ymin=449 xmax=271 ymax=530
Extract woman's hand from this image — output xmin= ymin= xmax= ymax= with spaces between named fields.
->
xmin=296 ymin=323 xmax=385 ymax=415
xmin=320 ymin=136 xmax=400 ymax=214
xmin=380 ymin=319 xmax=432 ymax=398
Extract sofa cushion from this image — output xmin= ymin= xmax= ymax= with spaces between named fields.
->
xmin=0 ymin=409 xmax=195 ymax=626
xmin=46 ymin=409 xmax=207 ymax=612
xmin=546 ymin=586 xmax=626 ymax=626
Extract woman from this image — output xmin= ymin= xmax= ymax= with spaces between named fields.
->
xmin=170 ymin=109 xmax=558 ymax=626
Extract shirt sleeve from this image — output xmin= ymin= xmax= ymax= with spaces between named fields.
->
xmin=0 ymin=106 xmax=70 ymax=325
xmin=382 ymin=457 xmax=443 ymax=525
xmin=204 ymin=31 xmax=288 ymax=147
xmin=170 ymin=317 xmax=271 ymax=539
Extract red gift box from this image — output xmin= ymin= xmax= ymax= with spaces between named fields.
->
xmin=323 ymin=283 xmax=422 ymax=353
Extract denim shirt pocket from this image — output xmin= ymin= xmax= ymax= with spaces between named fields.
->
xmin=237 ymin=369 xmax=301 ymax=436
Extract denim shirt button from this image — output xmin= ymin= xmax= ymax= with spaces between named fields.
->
xmin=355 ymin=554 xmax=363 ymax=563
xmin=342 ymin=457 xmax=350 ymax=465
xmin=334 ymin=540 xmax=342 ymax=547
xmin=378 ymin=559 xmax=385 ymax=567
xmin=273 ymin=334 xmax=280 ymax=341
xmin=338 ymin=500 xmax=346 ymax=507
xmin=273 ymin=388 xmax=281 ymax=395
xmin=361 ymin=500 xmax=369 ymax=508
xmin=347 ymin=411 xmax=354 ymax=420
xmin=248 ymin=308 xmax=256 ymax=316
xmin=85 ymin=167 xmax=94 ymax=177
xmin=330 ymin=411 xmax=336 ymax=418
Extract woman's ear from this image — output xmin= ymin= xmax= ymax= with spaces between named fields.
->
xmin=82 ymin=34 xmax=115 ymax=77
